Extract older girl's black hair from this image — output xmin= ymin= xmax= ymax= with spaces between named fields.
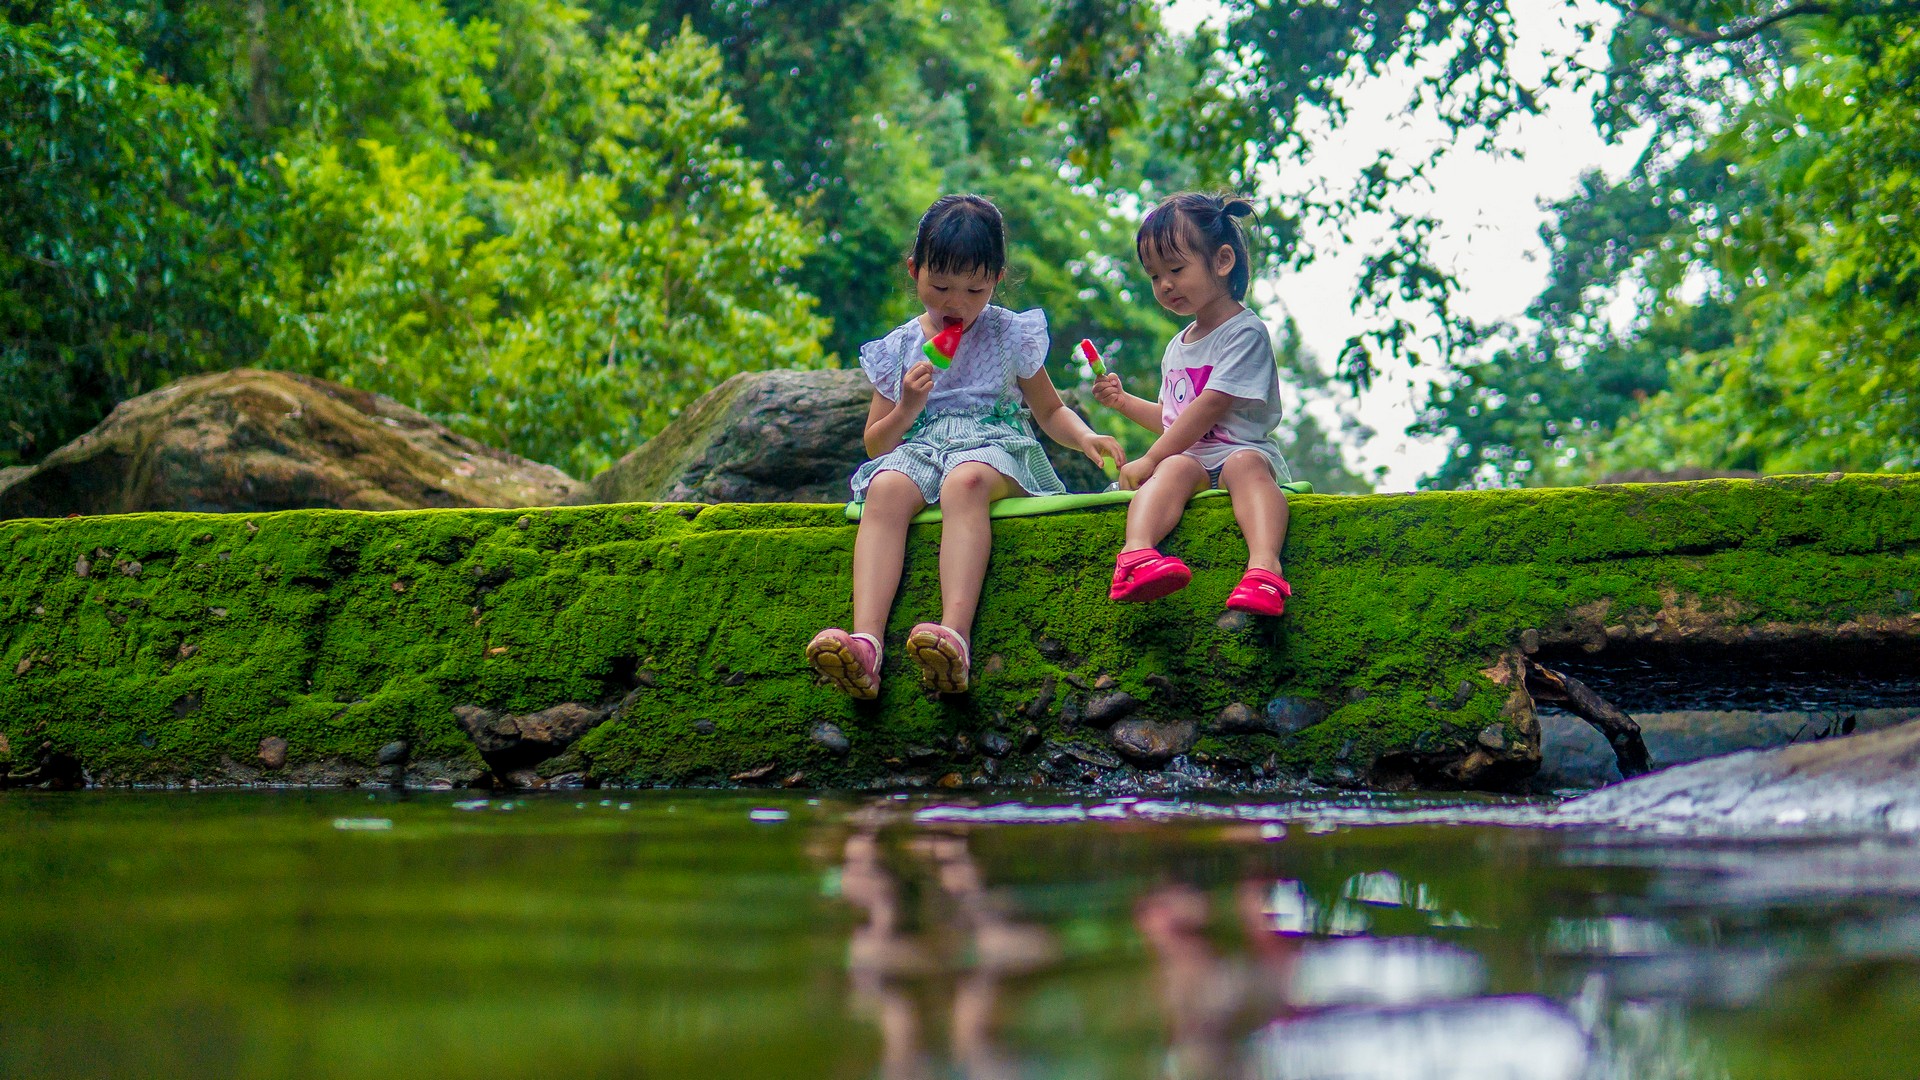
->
xmin=1136 ymin=193 xmax=1257 ymax=301
xmin=912 ymin=194 xmax=1007 ymax=277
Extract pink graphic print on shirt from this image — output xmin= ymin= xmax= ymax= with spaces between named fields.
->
xmin=1161 ymin=365 xmax=1228 ymax=443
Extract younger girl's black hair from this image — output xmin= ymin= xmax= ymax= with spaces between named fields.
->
xmin=1136 ymin=193 xmax=1257 ymax=301
xmin=912 ymin=194 xmax=1007 ymax=277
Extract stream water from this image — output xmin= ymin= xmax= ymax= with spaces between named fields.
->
xmin=3 ymin=790 xmax=1917 ymax=1079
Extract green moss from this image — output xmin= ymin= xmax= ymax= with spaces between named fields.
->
xmin=3 ymin=474 xmax=1917 ymax=786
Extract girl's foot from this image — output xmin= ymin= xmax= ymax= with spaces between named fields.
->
xmin=807 ymin=628 xmax=881 ymax=699
xmin=1226 ymin=568 xmax=1291 ymax=616
xmin=906 ymin=623 xmax=970 ymax=694
xmin=1110 ymin=548 xmax=1192 ymax=602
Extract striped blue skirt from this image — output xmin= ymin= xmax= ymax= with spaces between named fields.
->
xmin=850 ymin=410 xmax=1067 ymax=505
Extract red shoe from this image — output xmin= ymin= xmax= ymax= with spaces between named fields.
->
xmin=807 ymin=628 xmax=881 ymax=699
xmin=1226 ymin=568 xmax=1292 ymax=616
xmin=1110 ymin=548 xmax=1193 ymax=602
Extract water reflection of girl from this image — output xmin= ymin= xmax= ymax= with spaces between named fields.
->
xmin=841 ymin=829 xmax=1059 ymax=1080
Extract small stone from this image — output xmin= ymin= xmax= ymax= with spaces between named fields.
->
xmin=905 ymin=745 xmax=941 ymax=764
xmin=723 ymin=671 xmax=747 ymax=687
xmin=32 ymin=605 xmax=44 ymax=616
xmin=730 ymin=762 xmax=776 ymax=782
xmin=505 ymin=768 xmax=545 ymax=789
xmin=171 ymin=693 xmax=201 ymax=717
xmin=979 ymin=729 xmax=1013 ymax=757
xmin=1211 ymin=702 xmax=1258 ymax=734
xmin=1059 ymin=695 xmax=1084 ymax=729
xmin=74 ymin=555 xmax=91 ymax=578
xmin=936 ymin=773 xmax=963 ymax=788
xmin=1216 ymin=609 xmax=1251 ymax=632
xmin=486 ymin=646 xmax=509 ymax=657
xmin=1022 ymin=676 xmax=1056 ymax=720
xmin=1264 ymin=696 xmax=1331 ymax=735
xmin=1477 ymin=724 xmax=1508 ymax=751
xmin=1093 ymin=674 xmax=1117 ymax=691
xmin=135 ymin=731 xmax=157 ymax=749
xmin=121 ymin=559 xmax=142 ymax=578
xmin=982 ymin=653 xmax=1006 ymax=677
xmin=376 ymin=740 xmax=410 ymax=766
xmin=1084 ymin=691 xmax=1139 ymax=727
xmin=245 ymin=520 xmax=259 ymax=533
xmin=1108 ymin=718 xmax=1198 ymax=764
xmin=1035 ymin=636 xmax=1067 ymax=661
xmin=694 ymin=719 xmax=717 ymax=735
xmin=953 ymin=733 xmax=973 ymax=757
xmin=178 ymin=643 xmax=198 ymax=660
xmin=391 ymin=580 xmax=407 ymax=593
xmin=1062 ymin=673 xmax=1090 ymax=691
xmin=781 ymin=771 xmax=807 ymax=788
xmin=515 ymin=515 xmax=532 ymax=529
xmin=14 ymin=658 xmax=30 ymax=676
xmin=208 ymin=607 xmax=227 ymax=618
xmin=1520 ymin=628 xmax=1541 ymax=654
xmin=634 ymin=669 xmax=659 ymax=689
xmin=809 ymin=721 xmax=850 ymax=755
xmin=1018 ymin=725 xmax=1040 ymax=751
xmin=258 ymin=736 xmax=289 ymax=769
xmin=106 ymin=609 xmax=127 ymax=627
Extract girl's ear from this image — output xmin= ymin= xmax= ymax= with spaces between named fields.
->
xmin=1212 ymin=243 xmax=1237 ymax=279
xmin=906 ymin=257 xmax=921 ymax=281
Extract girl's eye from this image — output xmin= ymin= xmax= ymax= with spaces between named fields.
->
xmin=968 ymin=288 xmax=984 ymax=294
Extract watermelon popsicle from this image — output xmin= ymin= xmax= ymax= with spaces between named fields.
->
xmin=1078 ymin=338 xmax=1109 ymax=378
xmin=922 ymin=319 xmax=965 ymax=369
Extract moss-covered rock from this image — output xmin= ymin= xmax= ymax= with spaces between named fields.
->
xmin=2 ymin=473 xmax=1916 ymax=790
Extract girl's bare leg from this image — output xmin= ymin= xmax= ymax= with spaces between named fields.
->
xmin=1121 ymin=454 xmax=1210 ymax=553
xmin=935 ymin=461 xmax=1016 ymax=644
xmin=1218 ymin=450 xmax=1289 ymax=575
xmin=852 ymin=470 xmax=927 ymax=640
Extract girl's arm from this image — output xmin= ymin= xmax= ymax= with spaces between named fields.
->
xmin=1091 ymin=373 xmax=1165 ymax=432
xmin=1116 ymin=389 xmax=1237 ymax=490
xmin=863 ymin=361 xmax=937 ymax=457
xmin=1018 ymin=370 xmax=1126 ymax=467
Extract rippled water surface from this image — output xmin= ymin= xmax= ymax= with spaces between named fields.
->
xmin=4 ymin=790 xmax=1918 ymax=1079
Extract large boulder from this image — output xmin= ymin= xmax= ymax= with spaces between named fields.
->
xmin=570 ymin=367 xmax=1108 ymax=506
xmin=1555 ymin=718 xmax=1920 ymax=833
xmin=0 ymin=369 xmax=579 ymax=519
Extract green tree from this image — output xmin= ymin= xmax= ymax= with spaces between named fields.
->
xmin=0 ymin=1 xmax=255 ymax=464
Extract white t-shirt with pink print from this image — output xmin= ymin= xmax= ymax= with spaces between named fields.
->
xmin=1157 ymin=306 xmax=1289 ymax=478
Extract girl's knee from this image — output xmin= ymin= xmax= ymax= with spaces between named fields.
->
xmin=940 ymin=463 xmax=1004 ymax=503
xmin=864 ymin=470 xmax=924 ymax=516
xmin=1220 ymin=452 xmax=1279 ymax=490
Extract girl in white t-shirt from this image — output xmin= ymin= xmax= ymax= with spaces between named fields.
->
xmin=1091 ymin=193 xmax=1295 ymax=616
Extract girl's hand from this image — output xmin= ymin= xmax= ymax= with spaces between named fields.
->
xmin=1091 ymin=372 xmax=1125 ymax=407
xmin=898 ymin=360 xmax=936 ymax=413
xmin=1079 ymin=432 xmax=1126 ymax=469
xmin=1117 ymin=457 xmax=1157 ymax=491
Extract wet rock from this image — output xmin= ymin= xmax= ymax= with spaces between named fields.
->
xmin=722 ymin=671 xmax=747 ymax=687
xmin=171 ymin=693 xmax=201 ymax=718
xmin=693 ymin=719 xmax=716 ymax=735
xmin=546 ymin=773 xmax=586 ymax=789
xmin=782 ymin=771 xmax=807 ymax=788
xmin=810 ymin=721 xmax=850 ymax=756
xmin=1052 ymin=741 xmax=1122 ymax=770
xmin=1035 ymin=636 xmax=1068 ymax=662
xmin=982 ymin=653 xmax=1005 ymax=678
xmin=1084 ymin=691 xmax=1139 ymax=727
xmin=731 ymin=762 xmax=777 ymax=782
xmin=13 ymin=658 xmax=29 ymax=676
xmin=1093 ymin=674 xmax=1117 ymax=691
xmin=905 ymin=745 xmax=941 ymax=764
xmin=177 ymin=643 xmax=198 ymax=660
xmin=452 ymin=701 xmax=615 ymax=768
xmin=1520 ymin=628 xmax=1541 ymax=654
xmin=937 ymin=773 xmax=964 ymax=788
xmin=1109 ymin=718 xmax=1198 ymax=764
xmin=1555 ymin=719 xmax=1920 ymax=833
xmin=120 ymin=559 xmax=142 ymax=578
xmin=504 ymin=768 xmax=545 ymax=789
xmin=0 ymin=369 xmax=579 ymax=519
xmin=1059 ymin=695 xmax=1084 ymax=729
xmin=1018 ymin=725 xmax=1041 ymax=752
xmin=1477 ymin=724 xmax=1508 ymax=751
xmin=634 ymin=668 xmax=659 ymax=689
xmin=979 ymin=729 xmax=1013 ymax=758
xmin=376 ymin=740 xmax=410 ymax=766
xmin=258 ymin=737 xmax=288 ymax=770
xmin=1425 ymin=680 xmax=1475 ymax=711
xmin=1210 ymin=702 xmax=1260 ymax=734
xmin=74 ymin=555 xmax=90 ymax=578
xmin=1265 ymin=696 xmax=1331 ymax=735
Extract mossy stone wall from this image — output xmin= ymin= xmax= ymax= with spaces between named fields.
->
xmin=2 ymin=474 xmax=1916 ymax=788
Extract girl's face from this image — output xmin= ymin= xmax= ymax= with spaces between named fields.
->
xmin=909 ymin=262 xmax=1001 ymax=331
xmin=1139 ymin=235 xmax=1236 ymax=317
